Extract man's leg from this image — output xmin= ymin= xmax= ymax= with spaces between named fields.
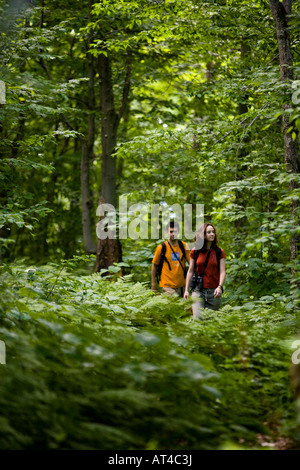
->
xmin=175 ymin=287 xmax=184 ymax=297
xmin=162 ymin=287 xmax=185 ymax=297
xmin=162 ymin=287 xmax=178 ymax=296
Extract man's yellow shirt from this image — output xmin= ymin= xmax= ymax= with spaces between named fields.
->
xmin=152 ymin=241 xmax=190 ymax=288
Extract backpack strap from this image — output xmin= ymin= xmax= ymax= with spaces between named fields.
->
xmin=215 ymin=247 xmax=221 ymax=272
xmin=156 ymin=242 xmax=171 ymax=283
xmin=177 ymin=239 xmax=186 ymax=262
xmin=200 ymin=248 xmax=212 ymax=276
xmin=161 ymin=242 xmax=171 ymax=271
xmin=193 ymin=247 xmax=212 ymax=275
xmin=167 ymin=240 xmax=187 ymax=278
xmin=178 ymin=239 xmax=187 ymax=278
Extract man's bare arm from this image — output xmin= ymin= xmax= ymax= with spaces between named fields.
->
xmin=151 ymin=264 xmax=158 ymax=291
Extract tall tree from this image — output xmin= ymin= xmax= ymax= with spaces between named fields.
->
xmin=94 ymin=51 xmax=130 ymax=271
xmin=269 ymin=0 xmax=299 ymax=283
xmin=81 ymin=3 xmax=97 ymax=255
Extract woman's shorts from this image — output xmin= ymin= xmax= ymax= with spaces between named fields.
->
xmin=191 ymin=287 xmax=222 ymax=319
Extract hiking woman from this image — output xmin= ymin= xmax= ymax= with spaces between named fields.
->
xmin=184 ymin=223 xmax=226 ymax=318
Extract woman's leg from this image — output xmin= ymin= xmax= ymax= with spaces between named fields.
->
xmin=191 ymin=290 xmax=205 ymax=319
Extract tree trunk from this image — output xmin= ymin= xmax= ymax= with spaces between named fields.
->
xmin=96 ymin=53 xmax=120 ymax=271
xmin=81 ymin=42 xmax=97 ymax=255
xmin=99 ymin=53 xmax=118 ymax=208
xmin=94 ymin=195 xmax=123 ymax=273
xmin=269 ymin=0 xmax=300 ymax=268
xmin=95 ymin=52 xmax=131 ymax=272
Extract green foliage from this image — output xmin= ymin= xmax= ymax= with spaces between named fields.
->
xmin=1 ymin=0 xmax=299 ymax=271
xmin=0 ymin=259 xmax=299 ymax=449
xmin=0 ymin=0 xmax=300 ymax=450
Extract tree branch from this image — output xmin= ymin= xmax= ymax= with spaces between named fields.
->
xmin=39 ymin=57 xmax=52 ymax=81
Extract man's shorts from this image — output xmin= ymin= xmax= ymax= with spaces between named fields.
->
xmin=162 ymin=286 xmax=184 ymax=297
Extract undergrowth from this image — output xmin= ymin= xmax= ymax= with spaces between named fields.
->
xmin=0 ymin=258 xmax=299 ymax=450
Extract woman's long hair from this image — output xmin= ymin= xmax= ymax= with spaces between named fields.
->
xmin=194 ymin=222 xmax=218 ymax=251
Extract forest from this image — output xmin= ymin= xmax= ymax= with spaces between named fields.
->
xmin=0 ymin=0 xmax=300 ymax=451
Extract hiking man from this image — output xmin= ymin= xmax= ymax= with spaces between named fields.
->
xmin=151 ymin=221 xmax=190 ymax=297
